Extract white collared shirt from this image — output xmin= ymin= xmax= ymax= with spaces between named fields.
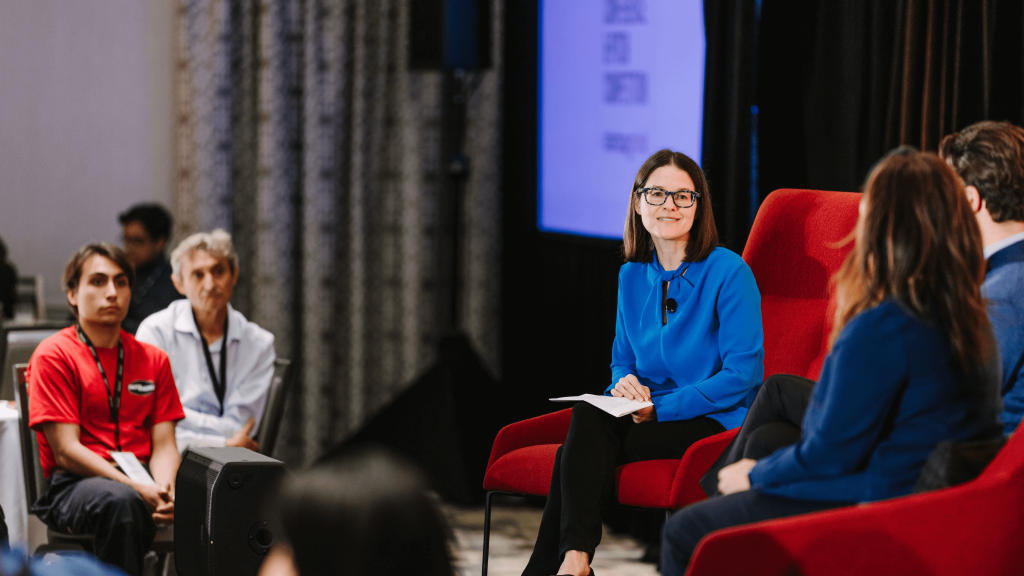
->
xmin=984 ymin=231 xmax=1024 ymax=260
xmin=136 ymin=299 xmax=276 ymax=453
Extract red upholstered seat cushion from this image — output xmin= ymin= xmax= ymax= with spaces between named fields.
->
xmin=483 ymin=444 xmax=560 ymax=496
xmin=616 ymin=460 xmax=678 ymax=509
xmin=484 ymin=445 xmax=682 ymax=508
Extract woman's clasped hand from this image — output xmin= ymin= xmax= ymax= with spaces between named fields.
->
xmin=610 ymin=374 xmax=653 ymax=423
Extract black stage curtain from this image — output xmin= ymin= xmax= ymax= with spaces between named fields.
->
xmin=758 ymin=0 xmax=1024 ymax=200
xmin=702 ymin=0 xmax=758 ymax=251
xmin=501 ymin=1 xmax=630 ymax=421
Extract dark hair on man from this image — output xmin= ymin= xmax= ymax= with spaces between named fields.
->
xmin=63 ymin=243 xmax=135 ymax=317
xmin=623 ymin=149 xmax=719 ymax=263
xmin=277 ymin=448 xmax=455 ymax=576
xmin=939 ymin=120 xmax=1024 ymax=223
xmin=118 ymin=203 xmax=173 ymax=241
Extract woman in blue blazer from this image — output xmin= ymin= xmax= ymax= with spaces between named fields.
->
xmin=661 ymin=149 xmax=1004 ymax=574
xmin=523 ymin=150 xmax=765 ymax=576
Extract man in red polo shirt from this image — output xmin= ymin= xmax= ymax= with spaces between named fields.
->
xmin=27 ymin=243 xmax=184 ymax=576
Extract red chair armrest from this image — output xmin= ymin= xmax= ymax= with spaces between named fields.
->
xmin=485 ymin=408 xmax=574 ymax=471
xmin=687 ymin=476 xmax=1024 ymax=576
xmin=669 ymin=427 xmax=739 ymax=509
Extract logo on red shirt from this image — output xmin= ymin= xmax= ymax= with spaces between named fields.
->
xmin=127 ymin=380 xmax=156 ymax=396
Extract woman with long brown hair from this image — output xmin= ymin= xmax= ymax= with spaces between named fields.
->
xmin=523 ymin=149 xmax=765 ymax=576
xmin=661 ymin=149 xmax=1004 ymax=574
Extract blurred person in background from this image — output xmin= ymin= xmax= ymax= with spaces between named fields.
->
xmin=118 ymin=204 xmax=182 ymax=334
xmin=0 ymin=236 xmax=17 ymax=319
xmin=258 ymin=448 xmax=455 ymax=576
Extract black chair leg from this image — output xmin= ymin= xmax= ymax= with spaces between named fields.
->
xmin=482 ymin=491 xmax=495 ymax=576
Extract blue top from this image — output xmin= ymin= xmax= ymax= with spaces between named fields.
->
xmin=605 ymin=247 xmax=764 ymax=428
xmin=749 ymin=299 xmax=1003 ymax=503
xmin=983 ymin=240 xmax=1024 ymax=435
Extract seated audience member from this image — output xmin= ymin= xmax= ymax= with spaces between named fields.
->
xmin=136 ymin=230 xmax=274 ymax=453
xmin=258 ymin=448 xmax=455 ymax=576
xmin=28 ymin=243 xmax=184 ymax=576
xmin=119 ymin=204 xmax=183 ymax=334
xmin=700 ymin=123 xmax=1024 ymax=497
xmin=940 ymin=121 xmax=1024 ymax=435
xmin=0 ymin=236 xmax=16 ymax=319
xmin=663 ymin=150 xmax=1003 ymax=573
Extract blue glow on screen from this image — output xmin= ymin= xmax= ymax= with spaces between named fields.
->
xmin=538 ymin=0 xmax=706 ymax=238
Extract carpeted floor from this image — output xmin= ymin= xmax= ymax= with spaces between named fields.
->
xmin=443 ymin=501 xmax=660 ymax=576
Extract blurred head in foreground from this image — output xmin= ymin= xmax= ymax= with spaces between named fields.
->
xmin=264 ymin=448 xmax=455 ymax=576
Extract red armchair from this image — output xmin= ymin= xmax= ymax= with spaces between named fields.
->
xmin=480 ymin=190 xmax=861 ymax=574
xmin=687 ymin=424 xmax=1024 ymax=576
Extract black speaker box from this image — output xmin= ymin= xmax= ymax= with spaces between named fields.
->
xmin=175 ymin=447 xmax=290 ymax=576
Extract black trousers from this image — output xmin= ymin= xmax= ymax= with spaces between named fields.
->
xmin=32 ymin=473 xmax=156 ymax=576
xmin=522 ymin=402 xmax=725 ymax=576
xmin=660 ymin=490 xmax=851 ymax=575
xmin=699 ymin=374 xmax=815 ymax=497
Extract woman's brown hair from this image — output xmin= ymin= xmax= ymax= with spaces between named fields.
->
xmin=623 ymin=149 xmax=718 ymax=263
xmin=830 ymin=150 xmax=991 ymax=372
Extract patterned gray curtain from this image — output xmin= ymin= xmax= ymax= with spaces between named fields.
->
xmin=174 ymin=0 xmax=503 ymax=466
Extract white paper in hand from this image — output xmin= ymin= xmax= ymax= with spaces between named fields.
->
xmin=111 ymin=451 xmax=156 ymax=485
xmin=550 ymin=393 xmax=653 ymax=418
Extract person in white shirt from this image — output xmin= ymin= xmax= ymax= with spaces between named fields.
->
xmin=136 ymin=230 xmax=275 ymax=453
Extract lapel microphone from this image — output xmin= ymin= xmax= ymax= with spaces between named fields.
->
xmin=665 ymin=298 xmax=677 ymax=313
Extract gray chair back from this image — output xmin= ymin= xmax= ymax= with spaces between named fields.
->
xmin=13 ymin=363 xmax=46 ymax=507
xmin=1 ymin=329 xmax=59 ymax=400
xmin=256 ymin=358 xmax=294 ymax=457
xmin=14 ymin=276 xmax=45 ymax=321
xmin=15 ymin=363 xmax=100 ymax=553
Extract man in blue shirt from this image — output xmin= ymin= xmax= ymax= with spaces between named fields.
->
xmin=940 ymin=120 xmax=1024 ymax=436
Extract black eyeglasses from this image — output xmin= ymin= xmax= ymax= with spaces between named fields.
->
xmin=639 ymin=187 xmax=700 ymax=209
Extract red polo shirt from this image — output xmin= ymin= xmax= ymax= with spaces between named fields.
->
xmin=27 ymin=327 xmax=185 ymax=477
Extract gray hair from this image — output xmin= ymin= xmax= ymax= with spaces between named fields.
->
xmin=170 ymin=229 xmax=238 ymax=278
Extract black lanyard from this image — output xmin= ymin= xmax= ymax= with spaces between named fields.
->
xmin=194 ymin=311 xmax=228 ymax=415
xmin=76 ymin=324 xmax=124 ymax=452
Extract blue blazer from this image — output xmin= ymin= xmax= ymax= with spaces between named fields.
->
xmin=983 ymin=240 xmax=1024 ymax=435
xmin=749 ymin=300 xmax=1003 ymax=503
xmin=606 ymin=247 xmax=764 ymax=428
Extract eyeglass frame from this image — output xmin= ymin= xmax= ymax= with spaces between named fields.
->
xmin=637 ymin=187 xmax=701 ymax=209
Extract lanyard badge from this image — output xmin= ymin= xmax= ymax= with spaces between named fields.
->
xmin=76 ymin=324 xmax=124 ymax=452
xmin=193 ymin=310 xmax=228 ymax=416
